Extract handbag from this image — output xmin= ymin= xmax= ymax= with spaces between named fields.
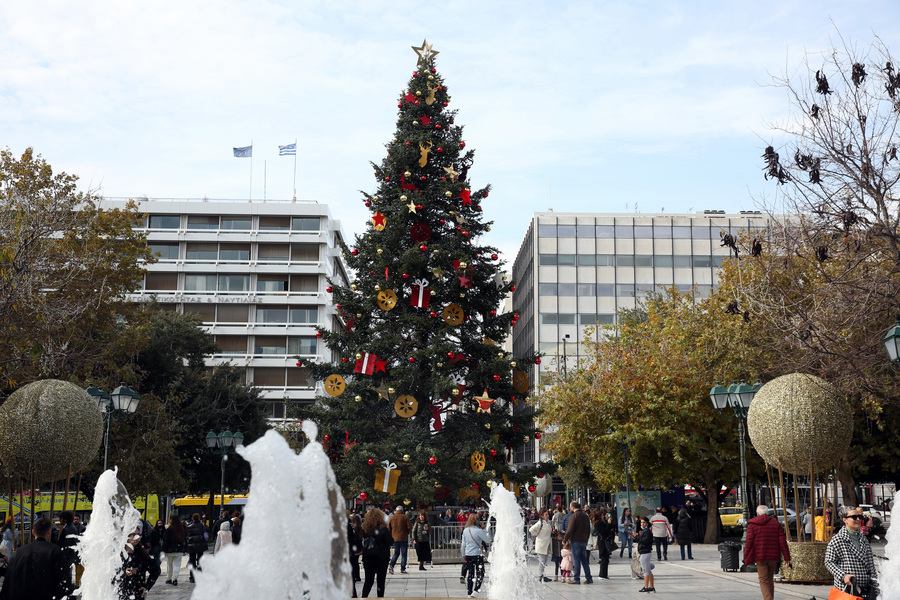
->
xmin=468 ymin=527 xmax=489 ymax=561
xmin=828 ymin=583 xmax=863 ymax=600
xmin=587 ymin=534 xmax=598 ymax=551
xmin=605 ymin=536 xmax=618 ymax=552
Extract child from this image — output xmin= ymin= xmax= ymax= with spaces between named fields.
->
xmin=560 ymin=540 xmax=574 ymax=583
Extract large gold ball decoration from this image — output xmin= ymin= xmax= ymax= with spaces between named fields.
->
xmin=0 ymin=380 xmax=103 ymax=481
xmin=781 ymin=542 xmax=831 ymax=582
xmin=747 ymin=373 xmax=851 ymax=475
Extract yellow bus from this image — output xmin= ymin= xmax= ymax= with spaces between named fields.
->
xmin=0 ymin=492 xmax=160 ymax=526
xmin=172 ymin=494 xmax=248 ymax=524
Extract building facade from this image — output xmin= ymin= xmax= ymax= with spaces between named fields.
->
xmin=102 ymin=198 xmax=349 ymax=420
xmin=511 ymin=210 xmax=769 ymax=464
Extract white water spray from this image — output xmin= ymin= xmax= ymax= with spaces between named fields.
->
xmin=879 ymin=491 xmax=900 ymax=598
xmin=486 ymin=484 xmax=538 ymax=600
xmin=76 ymin=469 xmax=141 ymax=600
xmin=191 ymin=425 xmax=351 ymax=600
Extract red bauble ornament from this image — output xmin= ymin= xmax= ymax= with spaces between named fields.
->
xmin=460 ymin=141 xmax=466 ymax=148
xmin=437 ymin=147 xmax=443 ymax=152
xmin=535 ymin=358 xmax=541 ymax=364
xmin=528 ymin=485 xmax=536 ymax=493
xmin=365 ymin=201 xmax=371 ymax=207
xmin=295 ymin=361 xmax=302 ymax=367
xmin=440 ymin=219 xmax=445 ymax=224
xmin=511 ymin=321 xmax=517 ymax=327
xmin=510 ymin=286 xmax=516 ymax=292
xmin=402 ymin=273 xmax=409 ymax=278
xmin=538 ymin=473 xmax=545 ymax=478
xmin=430 ymin=311 xmax=437 ymax=318
xmin=342 ymin=357 xmax=349 ymax=363
xmin=351 ymin=249 xmax=358 ymax=255
xmin=484 ymin=193 xmax=488 ymax=198
xmin=384 ymin=176 xmax=390 ymax=181
xmin=429 ymin=456 xmax=437 ymax=465
xmin=420 ymin=176 xmax=426 ymax=181
xmin=443 ymin=102 xmax=448 ymax=107
xmin=447 ymin=352 xmax=455 ymax=358
xmin=490 ymin=310 xmax=496 ymax=316
xmin=493 ymin=375 xmax=500 ymax=381
xmin=413 ymin=72 xmax=419 ymax=77
xmin=336 ymin=304 xmax=342 ymax=309
xmin=323 ymin=435 xmax=330 ymax=442
xmin=326 ymin=286 xmax=332 ymax=293
xmin=535 ymin=433 xmax=542 ymax=440
xmin=408 ymin=357 xmax=416 ymax=363
xmin=472 ymin=483 xmax=479 ymax=489
xmin=491 ymin=254 xmax=498 ymax=260
xmin=431 ymin=68 xmax=436 ymax=73
xmin=462 ymin=231 xmax=469 ymax=237
xmin=435 ymin=124 xmax=441 ymax=129
xmin=514 ymin=314 xmax=520 ymax=320
xmin=316 ymin=332 xmax=323 ymax=338
xmin=406 ymin=141 xmax=412 ymax=146
xmin=416 ymin=204 xmax=423 ymax=210
xmin=368 ymin=458 xmax=375 ymax=465
xmin=360 ymin=492 xmax=368 ymax=500
xmin=419 ymin=244 xmax=428 ymax=252
xmin=397 ymin=103 xmax=402 ymax=108
xmin=490 ymin=449 xmax=497 ymax=457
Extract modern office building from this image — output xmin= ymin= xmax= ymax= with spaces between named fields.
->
xmin=510 ymin=210 xmax=769 ymax=464
xmin=101 ymin=198 xmax=349 ymax=420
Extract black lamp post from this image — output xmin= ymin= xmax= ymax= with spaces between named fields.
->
xmin=561 ymin=334 xmax=570 ymax=379
xmin=86 ymin=383 xmax=141 ymax=471
xmin=709 ymin=380 xmax=761 ymax=543
xmin=883 ymin=317 xmax=900 ymax=362
xmin=206 ymin=430 xmax=245 ymax=513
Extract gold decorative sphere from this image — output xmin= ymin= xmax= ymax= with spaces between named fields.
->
xmin=498 ymin=352 xmax=505 ymax=358
xmin=374 ymin=284 xmax=381 ymax=291
xmin=502 ymin=275 xmax=508 ymax=281
xmin=747 ymin=373 xmax=852 ymax=475
xmin=413 ymin=120 xmax=419 ymax=126
xmin=452 ymin=388 xmax=460 ymax=396
xmin=430 ymin=290 xmax=436 ymax=296
xmin=404 ymin=171 xmax=412 ymax=177
xmin=428 ymin=75 xmax=434 ymax=80
xmin=356 ymin=353 xmax=363 ymax=360
xmin=459 ymin=261 xmax=467 ymax=269
xmin=403 ymin=498 xmax=411 ymax=505
xmin=489 ymin=470 xmax=496 ymax=477
xmin=460 ymin=293 xmax=466 ymax=298
xmin=445 ymin=191 xmax=452 ymax=197
xmin=484 ymin=423 xmax=491 ymax=429
xmin=356 ymin=313 xmax=362 ymax=318
xmin=388 ymin=388 xmax=396 ymax=395
xmin=523 ymin=436 xmax=530 ymax=442
xmin=373 ymin=195 xmax=380 ymax=201
xmin=355 ymin=395 xmax=362 ymax=402
xmin=436 ymin=362 xmax=443 ymax=368
xmin=532 ymin=416 xmax=538 ymax=422
xmin=403 ymin=454 xmax=411 ymax=461
xmin=350 ymin=284 xmax=357 ymax=291
xmin=434 ymin=481 xmax=441 ymax=487
xmin=486 ymin=226 xmax=491 ymax=232
xmin=415 ymin=90 xmax=422 ymax=96
xmin=510 ymin=361 xmax=517 ymax=367
xmin=377 ymin=249 xmax=383 ymax=255
xmin=400 ymin=195 xmax=408 ymax=202
xmin=486 ymin=480 xmax=493 ymax=488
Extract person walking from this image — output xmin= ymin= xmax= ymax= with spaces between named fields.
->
xmin=387 ymin=506 xmax=412 ymax=575
xmin=0 ymin=517 xmax=73 ymax=600
xmin=634 ymin=516 xmax=655 ymax=593
xmin=411 ymin=509 xmax=431 ymax=571
xmin=674 ymin=508 xmax=693 ymax=560
xmin=561 ymin=501 xmax=593 ymax=585
xmin=743 ymin=505 xmax=792 ymax=600
xmin=461 ymin=513 xmax=491 ymax=598
xmin=824 ymin=507 xmax=879 ymax=600
xmin=150 ymin=520 xmax=164 ymax=568
xmin=161 ymin=514 xmax=187 ymax=586
xmin=618 ymin=508 xmax=633 ymax=558
xmin=214 ymin=521 xmax=233 ymax=554
xmin=186 ymin=513 xmax=207 ymax=583
xmin=649 ymin=507 xmax=672 ymax=561
xmin=528 ymin=508 xmax=553 ymax=582
xmin=120 ymin=528 xmax=160 ymax=599
xmin=348 ymin=513 xmax=363 ymax=597
xmin=360 ymin=508 xmax=392 ymax=598
xmin=591 ymin=509 xmax=612 ymax=581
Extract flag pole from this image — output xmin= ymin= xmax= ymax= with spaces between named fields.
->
xmin=292 ymin=137 xmax=298 ymax=202
xmin=249 ymin=140 xmax=253 ymax=202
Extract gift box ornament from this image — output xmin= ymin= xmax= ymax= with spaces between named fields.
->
xmin=374 ymin=460 xmax=401 ymax=494
xmin=410 ymin=278 xmax=431 ymax=309
xmin=355 ymin=353 xmax=379 ymax=375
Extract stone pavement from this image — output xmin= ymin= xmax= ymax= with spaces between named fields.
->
xmin=148 ymin=544 xmax=835 ymax=599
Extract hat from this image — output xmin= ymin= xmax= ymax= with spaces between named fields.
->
xmin=395 ymin=506 xmax=404 ymax=512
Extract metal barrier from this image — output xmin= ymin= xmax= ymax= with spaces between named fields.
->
xmin=426 ymin=524 xmax=497 ymax=564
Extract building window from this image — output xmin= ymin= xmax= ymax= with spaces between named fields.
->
xmin=557 ymin=254 xmax=576 ymax=266
xmin=577 ymin=255 xmax=596 ymax=266
xmin=557 ymin=283 xmax=576 ymax=296
xmin=184 ymin=274 xmax=217 ymax=291
xmin=538 ymin=254 xmax=557 ymax=266
xmin=540 ymin=313 xmax=575 ymax=325
xmin=254 ymin=336 xmax=287 ymax=355
xmin=617 ymin=284 xmax=636 ymax=296
xmin=186 ymin=243 xmax=218 ymax=260
xmin=615 ymin=225 xmax=632 ymax=238
xmin=577 ymin=284 xmax=595 ymax=296
xmin=692 ymin=225 xmax=710 ymax=238
xmin=655 ymin=255 xmax=673 ymax=267
xmin=538 ymin=223 xmax=556 ymax=237
xmin=219 ymin=244 xmax=250 ymax=261
xmin=217 ymin=304 xmax=249 ymax=323
xmin=596 ymin=225 xmax=614 ymax=237
xmin=636 ymin=283 xmax=655 ymax=296
xmin=289 ymin=307 xmax=318 ymax=324
xmin=183 ymin=303 xmax=215 ymax=322
xmin=221 ymin=216 xmax=252 ymax=230
xmin=145 ymin=272 xmax=177 ymax=291
xmin=538 ymin=283 xmax=557 ymax=296
xmin=149 ymin=215 xmax=180 ymax=229
xmin=187 ymin=215 xmax=219 ymax=230
xmin=654 ymin=225 xmax=672 ymax=238
xmin=256 ymin=307 xmax=288 ymax=323
xmin=673 ymin=226 xmax=691 ymax=239
xmin=712 ymin=255 xmax=727 ymax=267
xmin=597 ymin=284 xmax=615 ymax=296
xmin=291 ymin=244 xmax=319 ymax=261
xmin=292 ymin=217 xmax=320 ymax=231
xmin=580 ymin=313 xmax=615 ymax=325
xmin=257 ymin=277 xmax=288 ymax=292
xmin=219 ymin=275 xmax=250 ymax=292
xmin=252 ymin=367 xmax=287 ymax=386
xmin=616 ymin=255 xmax=634 ymax=267
xmin=693 ymin=256 xmax=713 ymax=268
xmin=597 ymin=254 xmax=614 ymax=266
xmin=258 ymin=244 xmax=290 ymax=262
xmin=259 ymin=216 xmax=290 ymax=231
xmin=674 ymin=255 xmax=692 ymax=268
xmin=557 ymin=225 xmax=576 ymax=237
xmin=290 ymin=275 xmax=318 ymax=292
xmin=287 ymin=367 xmax=314 ymax=388
xmin=149 ymin=243 xmax=179 ymax=260
xmin=634 ymin=255 xmax=653 ymax=267
xmin=216 ymin=336 xmax=248 ymax=355
xmin=634 ymin=226 xmax=652 ymax=238
xmin=288 ymin=337 xmax=317 ymax=355
xmin=576 ymin=224 xmax=595 ymax=238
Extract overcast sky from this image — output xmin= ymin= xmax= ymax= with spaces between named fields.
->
xmin=3 ymin=1 xmax=899 ymax=260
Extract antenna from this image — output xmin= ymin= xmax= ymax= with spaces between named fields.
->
xmin=548 ymin=175 xmax=553 ymax=212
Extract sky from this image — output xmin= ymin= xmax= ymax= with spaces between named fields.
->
xmin=3 ymin=1 xmax=899 ymax=261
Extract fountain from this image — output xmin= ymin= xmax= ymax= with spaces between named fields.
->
xmin=878 ymin=491 xmax=900 ymax=598
xmin=485 ymin=484 xmax=537 ymax=600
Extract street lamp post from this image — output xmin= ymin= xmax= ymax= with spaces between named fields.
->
xmin=622 ymin=437 xmax=632 ymax=513
xmin=561 ymin=334 xmax=570 ymax=379
xmin=882 ymin=317 xmax=900 ymax=362
xmin=206 ymin=430 xmax=245 ymax=514
xmin=86 ymin=384 xmax=141 ymax=471
xmin=709 ymin=380 xmax=760 ymax=543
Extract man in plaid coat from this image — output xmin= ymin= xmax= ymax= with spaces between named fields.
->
xmin=825 ymin=507 xmax=879 ymax=600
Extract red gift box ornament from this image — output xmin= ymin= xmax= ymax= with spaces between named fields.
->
xmin=410 ymin=278 xmax=431 ymax=309
xmin=354 ymin=353 xmax=379 ymax=375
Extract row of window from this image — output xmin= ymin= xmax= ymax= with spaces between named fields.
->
xmin=540 ymin=313 xmax=617 ymax=325
xmin=538 ymin=283 xmax=716 ymax=297
xmin=145 ymin=273 xmax=318 ymax=293
xmin=538 ymin=254 xmax=728 ymax=268
xmin=150 ymin=242 xmax=319 ymax=262
xmin=215 ymin=335 xmax=317 ymax=355
xmin=167 ymin=303 xmax=319 ymax=324
xmin=537 ymin=223 xmax=763 ymax=240
xmin=146 ymin=215 xmax=321 ymax=231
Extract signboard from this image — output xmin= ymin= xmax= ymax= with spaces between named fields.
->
xmin=615 ymin=490 xmax=660 ymax=518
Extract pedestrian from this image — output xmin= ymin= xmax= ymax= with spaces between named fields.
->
xmin=743 ymin=505 xmax=792 ymax=600
xmin=56 ymin=510 xmax=79 ymax=588
xmin=674 ymin=508 xmax=693 ymax=560
xmin=119 ymin=527 xmax=160 ymax=599
xmin=411 ymin=509 xmax=431 ymax=571
xmin=0 ymin=517 xmax=13 ymax=568
xmin=824 ymin=507 xmax=879 ymax=600
xmin=801 ymin=506 xmax=812 ymax=541
xmin=559 ymin=541 xmax=573 ymax=583
xmin=162 ymin=514 xmax=187 ymax=586
xmin=634 ymin=516 xmax=655 ymax=593
xmin=461 ymin=513 xmax=491 ymax=598
xmin=649 ymin=507 xmax=672 ymax=561
xmin=360 ymin=508 xmax=392 ymax=598
xmin=150 ymin=520 xmax=164 ymax=568
xmin=814 ymin=507 xmax=826 ymax=541
xmin=591 ymin=508 xmax=612 ymax=581
xmin=0 ymin=517 xmax=73 ymax=600
xmin=561 ymin=501 xmax=593 ymax=585
xmin=617 ymin=507 xmax=633 ymax=558
xmin=528 ymin=508 xmax=553 ymax=582
xmin=230 ymin=514 xmax=243 ymax=545
xmin=348 ymin=514 xmax=363 ymax=598
xmin=551 ymin=508 xmax=564 ymax=532
xmin=387 ymin=506 xmax=411 ymax=575
xmin=186 ymin=513 xmax=207 ymax=583
xmin=214 ymin=521 xmax=232 ymax=554
xmin=211 ymin=510 xmax=231 ymax=537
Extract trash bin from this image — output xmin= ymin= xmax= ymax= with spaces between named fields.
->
xmin=718 ymin=541 xmax=742 ymax=572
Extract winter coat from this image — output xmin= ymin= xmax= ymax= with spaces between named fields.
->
xmin=388 ymin=512 xmax=412 ymax=542
xmin=743 ymin=514 xmax=791 ymax=565
xmin=560 ymin=548 xmax=574 ymax=571
xmin=0 ymin=538 xmax=73 ymax=600
xmin=214 ymin=523 xmax=232 ymax=554
xmin=461 ymin=525 xmax=491 ymax=557
xmin=186 ymin=521 xmax=207 ymax=553
xmin=119 ymin=548 xmax=160 ymax=598
xmin=592 ymin=519 xmax=612 ymax=557
xmin=161 ymin=526 xmax=187 ymax=554
xmin=562 ymin=510 xmax=591 ymax=544
xmin=529 ymin=519 xmax=552 ymax=555
xmin=636 ymin=528 xmax=654 ymax=555
xmin=825 ymin=525 xmax=878 ymax=593
xmin=411 ymin=519 xmax=430 ymax=543
xmin=649 ymin=513 xmax=672 ymax=539
xmin=362 ymin=526 xmax=393 ymax=560
xmin=674 ymin=514 xmax=692 ymax=542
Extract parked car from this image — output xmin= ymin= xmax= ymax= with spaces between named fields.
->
xmin=738 ymin=507 xmax=797 ymax=530
xmin=858 ymin=504 xmax=884 ymax=523
xmin=719 ymin=507 xmax=745 ymax=527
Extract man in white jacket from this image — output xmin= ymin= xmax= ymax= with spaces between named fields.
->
xmin=529 ymin=508 xmax=553 ymax=582
xmin=649 ymin=508 xmax=672 ymax=561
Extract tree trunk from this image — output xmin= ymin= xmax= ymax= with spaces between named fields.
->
xmin=836 ymin=455 xmax=858 ymax=507
xmin=704 ymin=473 xmax=721 ymax=544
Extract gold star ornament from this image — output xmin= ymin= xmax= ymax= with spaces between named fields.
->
xmin=407 ymin=200 xmax=418 ymax=213
xmin=443 ymin=165 xmax=459 ymax=182
xmin=412 ymin=39 xmax=439 ymax=68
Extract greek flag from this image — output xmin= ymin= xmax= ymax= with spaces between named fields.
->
xmin=279 ymin=143 xmax=296 ymax=156
xmin=233 ymin=145 xmax=252 ymax=158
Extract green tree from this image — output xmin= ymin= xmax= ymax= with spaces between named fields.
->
xmin=0 ymin=148 xmax=153 ymax=387
xmin=297 ymin=42 xmax=548 ymax=503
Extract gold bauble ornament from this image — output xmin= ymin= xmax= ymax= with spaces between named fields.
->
xmin=415 ymin=90 xmax=422 ymax=96
xmin=373 ymin=195 xmax=380 ymax=201
xmin=355 ymin=353 xmax=363 ymax=360
xmin=747 ymin=373 xmax=851 ymax=475
xmin=413 ymin=120 xmax=419 ymax=126
xmin=428 ymin=74 xmax=434 ymax=80
xmin=374 ymin=284 xmax=381 ymax=291
xmin=354 ymin=395 xmax=362 ymax=402
xmin=445 ymin=191 xmax=452 ymax=197
xmin=377 ymin=249 xmax=383 ymax=255
xmin=486 ymin=480 xmax=493 ymax=488
xmin=498 ymin=352 xmax=505 ymax=358
xmin=403 ymin=454 xmax=411 ymax=461
xmin=511 ymin=361 xmax=517 ymax=367
xmin=388 ymin=387 xmax=396 ymax=395
xmin=356 ymin=313 xmax=362 ymax=318
xmin=460 ymin=293 xmax=466 ymax=298
xmin=436 ymin=362 xmax=443 ymax=367
xmin=532 ymin=416 xmax=538 ymax=422
xmin=351 ymin=284 xmax=357 ymax=291
xmin=452 ymin=388 xmax=460 ymax=396
xmin=486 ymin=226 xmax=491 ymax=232
xmin=502 ymin=275 xmax=508 ymax=281
xmin=434 ymin=481 xmax=441 ymax=487
xmin=404 ymin=171 xmax=412 ymax=177
xmin=430 ymin=290 xmax=436 ymax=296
xmin=489 ymin=470 xmax=496 ymax=477
xmin=523 ymin=436 xmax=530 ymax=442
xmin=403 ymin=498 xmax=411 ymax=505
xmin=459 ymin=261 xmax=467 ymax=269
xmin=484 ymin=423 xmax=491 ymax=429
xmin=400 ymin=195 xmax=408 ymax=202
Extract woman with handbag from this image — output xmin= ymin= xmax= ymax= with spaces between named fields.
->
xmin=591 ymin=509 xmax=612 ymax=580
xmin=360 ymin=508 xmax=393 ymax=598
xmin=528 ymin=508 xmax=553 ymax=582
xmin=411 ymin=509 xmax=432 ymax=571
xmin=461 ymin=513 xmax=492 ymax=598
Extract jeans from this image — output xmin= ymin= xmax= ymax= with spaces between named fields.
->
xmin=618 ymin=531 xmax=633 ymax=556
xmin=570 ymin=541 xmax=593 ymax=583
xmin=536 ymin=546 xmax=552 ymax=577
xmin=166 ymin=552 xmax=183 ymax=582
xmin=679 ymin=540 xmax=693 ymax=560
xmin=389 ymin=541 xmax=408 ymax=571
xmin=464 ymin=555 xmax=485 ymax=594
xmin=653 ymin=536 xmax=668 ymax=559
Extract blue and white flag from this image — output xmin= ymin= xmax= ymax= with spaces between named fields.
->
xmin=279 ymin=143 xmax=296 ymax=156
xmin=233 ymin=145 xmax=252 ymax=158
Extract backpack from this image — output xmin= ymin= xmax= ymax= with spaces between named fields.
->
xmin=362 ymin=528 xmax=383 ymax=556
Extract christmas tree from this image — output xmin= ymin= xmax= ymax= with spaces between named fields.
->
xmin=298 ymin=40 xmax=549 ymax=505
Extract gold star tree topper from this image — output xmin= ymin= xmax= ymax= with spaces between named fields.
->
xmin=412 ymin=39 xmax=439 ymax=68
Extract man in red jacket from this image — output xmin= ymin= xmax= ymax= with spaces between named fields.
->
xmin=743 ymin=505 xmax=792 ymax=600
